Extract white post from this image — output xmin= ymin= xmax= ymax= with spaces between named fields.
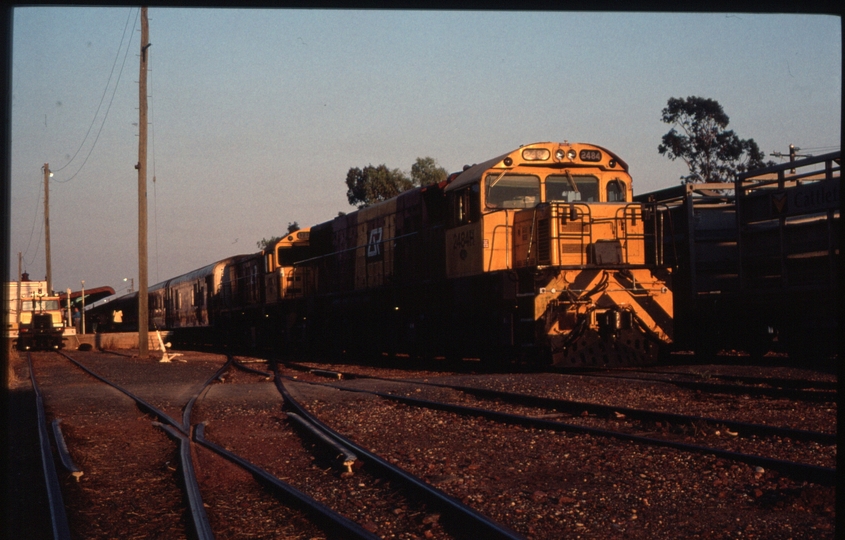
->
xmin=66 ymin=288 xmax=71 ymax=328
xmin=81 ymin=280 xmax=85 ymax=334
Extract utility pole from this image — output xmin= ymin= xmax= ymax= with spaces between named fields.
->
xmin=16 ymin=253 xmax=22 ymax=328
xmin=43 ymin=163 xmax=52 ymax=293
xmin=81 ymin=280 xmax=85 ymax=335
xmin=770 ymin=144 xmax=812 ymax=173
xmin=137 ymin=7 xmax=150 ymax=358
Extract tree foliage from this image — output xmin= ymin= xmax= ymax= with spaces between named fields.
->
xmin=411 ymin=156 xmax=448 ymax=187
xmin=256 ymin=236 xmax=281 ymax=250
xmin=658 ymin=96 xmax=770 ymax=183
xmin=256 ymin=222 xmax=301 ymax=250
xmin=345 ymin=157 xmax=449 ymax=208
xmin=346 ymin=164 xmax=413 ymax=208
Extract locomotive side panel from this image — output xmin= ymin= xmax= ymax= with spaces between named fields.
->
xmin=356 ymin=199 xmax=396 ymax=290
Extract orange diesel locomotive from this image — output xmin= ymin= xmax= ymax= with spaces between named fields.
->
xmin=89 ymin=142 xmax=673 ymax=366
xmin=286 ymin=142 xmax=673 ymax=365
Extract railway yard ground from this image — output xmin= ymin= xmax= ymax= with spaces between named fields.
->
xmin=3 ymin=347 xmax=839 ymax=539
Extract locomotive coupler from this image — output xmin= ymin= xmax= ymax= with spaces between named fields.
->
xmin=597 ymin=308 xmax=632 ymax=340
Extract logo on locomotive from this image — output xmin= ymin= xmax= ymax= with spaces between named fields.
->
xmin=367 ymin=227 xmax=383 ymax=259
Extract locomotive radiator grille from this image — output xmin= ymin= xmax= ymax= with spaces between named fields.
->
xmin=537 ymin=218 xmax=550 ymax=264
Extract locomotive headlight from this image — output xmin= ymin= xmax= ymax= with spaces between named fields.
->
xmin=503 ymin=157 xmax=513 ymax=166
xmin=567 ymin=149 xmax=576 ymax=159
xmin=555 ymin=149 xmax=565 ymax=160
xmin=608 ymin=159 xmax=616 ymax=168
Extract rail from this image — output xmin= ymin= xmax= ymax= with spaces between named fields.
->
xmin=273 ymin=371 xmax=529 ymax=540
xmin=27 ymin=353 xmax=72 ymax=540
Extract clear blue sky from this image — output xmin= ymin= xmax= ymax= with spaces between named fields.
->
xmin=9 ymin=7 xmax=841 ymax=294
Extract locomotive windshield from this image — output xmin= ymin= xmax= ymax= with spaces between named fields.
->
xmin=22 ymin=299 xmax=61 ymax=311
xmin=485 ymin=174 xmax=540 ymax=209
xmin=546 ymin=174 xmax=599 ymax=202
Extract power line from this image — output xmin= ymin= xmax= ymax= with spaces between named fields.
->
xmin=796 ymin=144 xmax=840 ymax=153
xmin=20 ymin=172 xmax=44 ymax=269
xmin=52 ymin=8 xmax=135 ymax=174
xmin=24 ymin=201 xmax=45 ymax=272
xmin=53 ymin=8 xmax=139 ymax=183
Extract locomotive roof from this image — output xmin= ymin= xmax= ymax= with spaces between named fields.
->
xmin=443 ymin=153 xmax=510 ymax=193
xmin=165 ymin=253 xmax=257 ymax=286
xmin=444 ymin=142 xmax=627 ymax=193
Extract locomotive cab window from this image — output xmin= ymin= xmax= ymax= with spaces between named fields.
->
xmin=546 ymin=174 xmax=599 ymax=202
xmin=606 ymin=179 xmax=627 ymax=202
xmin=22 ymin=299 xmax=61 ymax=311
xmin=485 ymin=173 xmax=540 ymax=209
xmin=449 ymin=184 xmax=481 ymax=226
xmin=278 ymin=245 xmax=308 ymax=266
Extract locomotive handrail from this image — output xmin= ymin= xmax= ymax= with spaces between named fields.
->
xmin=613 ymin=203 xmax=648 ymax=265
xmin=552 ymin=201 xmax=591 ymax=265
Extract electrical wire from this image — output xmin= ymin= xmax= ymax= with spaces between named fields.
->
xmin=51 ymin=8 xmax=134 ymax=174
xmin=797 ymin=145 xmax=840 ymax=153
xmin=21 ymin=172 xmax=45 ymax=270
xmin=53 ymin=8 xmax=139 ymax=183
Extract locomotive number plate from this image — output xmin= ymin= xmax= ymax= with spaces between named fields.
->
xmin=579 ymin=149 xmax=602 ymax=162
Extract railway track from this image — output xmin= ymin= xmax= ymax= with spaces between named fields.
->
xmin=277 ymin=362 xmax=835 ymax=485
xmin=561 ymin=371 xmax=836 ymax=402
xmin=208 ymin=358 xmax=527 ymax=539
xmin=25 ymin=351 xmax=373 ymax=538
xmin=23 ymin=350 xmax=528 ymax=539
xmin=27 ymin=351 xmax=197 ymax=538
xmin=289 ymin=363 xmax=837 ymax=445
xmin=12 ymin=349 xmax=835 ymax=539
xmin=600 ymin=367 xmax=838 ymax=392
